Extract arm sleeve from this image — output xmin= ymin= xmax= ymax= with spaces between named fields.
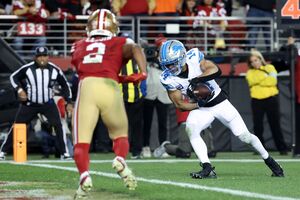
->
xmin=56 ymin=69 xmax=72 ymax=103
xmin=192 ymin=65 xmax=222 ymax=83
xmin=10 ymin=66 xmax=28 ymax=89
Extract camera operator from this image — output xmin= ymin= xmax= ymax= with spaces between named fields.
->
xmin=141 ymin=37 xmax=174 ymax=158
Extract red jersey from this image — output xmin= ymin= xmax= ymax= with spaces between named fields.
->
xmin=196 ymin=5 xmax=226 ymax=18
xmin=13 ymin=0 xmax=48 ymax=22
xmin=71 ymin=37 xmax=127 ymax=81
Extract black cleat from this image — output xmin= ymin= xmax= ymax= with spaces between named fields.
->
xmin=190 ymin=163 xmax=217 ymax=179
xmin=264 ymin=156 xmax=284 ymax=177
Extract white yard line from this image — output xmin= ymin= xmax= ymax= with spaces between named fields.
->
xmin=1 ymin=158 xmax=300 ymax=164
xmin=17 ymin=162 xmax=300 ymax=200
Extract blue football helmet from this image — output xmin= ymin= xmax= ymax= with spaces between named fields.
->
xmin=159 ymin=40 xmax=186 ymax=75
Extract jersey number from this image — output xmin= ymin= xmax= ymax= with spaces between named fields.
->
xmin=281 ymin=0 xmax=300 ymax=19
xmin=83 ymin=43 xmax=106 ymax=64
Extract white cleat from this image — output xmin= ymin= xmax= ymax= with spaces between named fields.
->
xmin=74 ymin=175 xmax=93 ymax=199
xmin=0 ymin=152 xmax=6 ymax=160
xmin=112 ymin=156 xmax=137 ymax=190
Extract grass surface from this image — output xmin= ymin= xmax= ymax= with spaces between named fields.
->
xmin=0 ymin=152 xmax=299 ymax=200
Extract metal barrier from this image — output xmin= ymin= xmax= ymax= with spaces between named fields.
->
xmin=0 ymin=15 xmax=295 ymax=59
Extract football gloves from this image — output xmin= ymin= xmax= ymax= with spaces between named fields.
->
xmin=187 ymin=80 xmax=214 ymax=107
xmin=119 ymin=72 xmax=147 ymax=84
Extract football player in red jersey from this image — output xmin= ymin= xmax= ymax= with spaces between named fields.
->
xmin=71 ymin=9 xmax=147 ymax=198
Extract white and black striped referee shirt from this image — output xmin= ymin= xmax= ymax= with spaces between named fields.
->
xmin=10 ymin=61 xmax=72 ymax=104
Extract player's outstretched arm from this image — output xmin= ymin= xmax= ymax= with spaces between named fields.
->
xmin=121 ymin=42 xmax=147 ymax=84
xmin=123 ymin=42 xmax=147 ymax=74
xmin=168 ymin=90 xmax=198 ymax=111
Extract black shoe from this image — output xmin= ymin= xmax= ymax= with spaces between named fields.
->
xmin=264 ymin=156 xmax=284 ymax=177
xmin=190 ymin=163 xmax=217 ymax=179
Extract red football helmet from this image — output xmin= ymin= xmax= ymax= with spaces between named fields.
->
xmin=86 ymin=9 xmax=119 ymax=37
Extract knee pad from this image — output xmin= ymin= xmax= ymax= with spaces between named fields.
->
xmin=238 ymin=132 xmax=252 ymax=144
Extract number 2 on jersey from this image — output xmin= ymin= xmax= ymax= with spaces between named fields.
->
xmin=83 ymin=43 xmax=106 ymax=64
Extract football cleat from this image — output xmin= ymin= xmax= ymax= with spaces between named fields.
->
xmin=0 ymin=151 xmax=6 ymax=160
xmin=112 ymin=156 xmax=137 ymax=190
xmin=190 ymin=163 xmax=217 ymax=179
xmin=74 ymin=174 xmax=93 ymax=199
xmin=264 ymin=156 xmax=284 ymax=177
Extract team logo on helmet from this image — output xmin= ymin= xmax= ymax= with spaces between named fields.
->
xmin=86 ymin=9 xmax=119 ymax=37
xmin=159 ymin=40 xmax=187 ymax=76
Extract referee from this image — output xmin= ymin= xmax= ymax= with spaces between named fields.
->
xmin=0 ymin=46 xmax=73 ymax=160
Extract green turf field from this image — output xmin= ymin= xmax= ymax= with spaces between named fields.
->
xmin=0 ymin=152 xmax=299 ymax=200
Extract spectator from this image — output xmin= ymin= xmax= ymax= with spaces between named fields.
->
xmin=45 ymin=0 xmax=80 ymax=54
xmin=245 ymin=50 xmax=289 ymax=155
xmin=153 ymin=0 xmax=182 ymax=37
xmin=112 ymin=0 xmax=155 ymax=39
xmin=194 ymin=0 xmax=227 ymax=52
xmin=0 ymin=46 xmax=73 ymax=161
xmin=12 ymin=0 xmax=49 ymax=57
xmin=0 ymin=0 xmax=12 ymax=15
xmin=216 ymin=0 xmax=232 ymax=16
xmin=180 ymin=0 xmax=198 ymax=49
xmin=272 ymin=36 xmax=298 ymax=73
xmin=243 ymin=0 xmax=275 ymax=51
xmin=112 ymin=0 xmax=155 ymax=16
xmin=119 ymin=48 xmax=145 ymax=159
xmin=272 ymin=36 xmax=300 ymax=157
xmin=82 ymin=0 xmax=111 ymax=15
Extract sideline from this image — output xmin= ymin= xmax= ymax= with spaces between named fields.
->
xmin=18 ymin=162 xmax=299 ymax=200
xmin=1 ymin=158 xmax=300 ymax=164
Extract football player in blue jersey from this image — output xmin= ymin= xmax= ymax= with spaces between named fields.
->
xmin=158 ymin=40 xmax=284 ymax=179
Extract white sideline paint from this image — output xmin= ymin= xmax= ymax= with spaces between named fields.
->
xmin=18 ymin=162 xmax=299 ymax=200
xmin=2 ymin=158 xmax=300 ymax=164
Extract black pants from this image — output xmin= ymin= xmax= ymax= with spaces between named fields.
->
xmin=0 ymin=101 xmax=68 ymax=155
xmin=125 ymin=99 xmax=143 ymax=156
xmin=143 ymin=99 xmax=169 ymax=146
xmin=295 ymin=101 xmax=300 ymax=154
xmin=251 ymin=95 xmax=288 ymax=152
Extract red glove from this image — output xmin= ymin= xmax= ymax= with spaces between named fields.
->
xmin=118 ymin=72 xmax=147 ymax=84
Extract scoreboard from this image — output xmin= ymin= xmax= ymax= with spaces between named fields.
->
xmin=277 ymin=0 xmax=300 ymax=29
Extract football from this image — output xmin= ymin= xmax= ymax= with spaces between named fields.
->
xmin=193 ymin=82 xmax=213 ymax=100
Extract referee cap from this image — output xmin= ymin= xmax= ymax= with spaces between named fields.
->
xmin=35 ymin=46 xmax=49 ymax=56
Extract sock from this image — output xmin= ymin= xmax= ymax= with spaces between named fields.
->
xmin=250 ymin=134 xmax=269 ymax=159
xmin=74 ymin=143 xmax=90 ymax=174
xmin=113 ymin=137 xmax=129 ymax=159
xmin=190 ymin=133 xmax=210 ymax=164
